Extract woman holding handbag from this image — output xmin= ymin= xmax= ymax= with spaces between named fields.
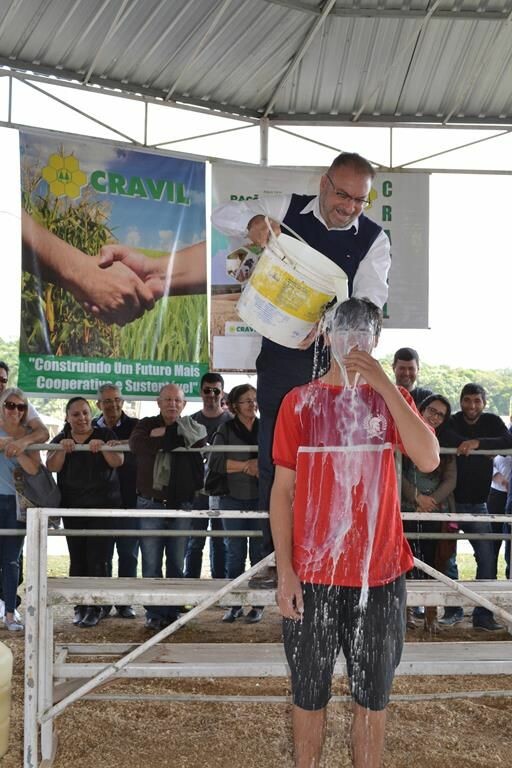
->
xmin=208 ymin=384 xmax=264 ymax=623
xmin=0 ymin=387 xmax=40 ymax=631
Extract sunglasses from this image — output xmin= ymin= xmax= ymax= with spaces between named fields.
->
xmin=203 ymin=387 xmax=221 ymax=395
xmin=0 ymin=377 xmax=8 ymax=384
xmin=3 ymin=401 xmax=28 ymax=412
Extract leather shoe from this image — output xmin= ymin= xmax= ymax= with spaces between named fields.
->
xmin=245 ymin=607 xmax=264 ymax=624
xmin=116 ymin=606 xmax=136 ymax=619
xmin=144 ymin=617 xmax=162 ymax=631
xmin=73 ymin=607 xmax=85 ymax=625
xmin=222 ymin=606 xmax=244 ymax=623
xmin=79 ymin=607 xmax=101 ymax=628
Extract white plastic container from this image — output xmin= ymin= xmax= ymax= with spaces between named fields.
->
xmin=0 ymin=642 xmax=13 ymax=757
xmin=236 ymin=233 xmax=348 ymax=348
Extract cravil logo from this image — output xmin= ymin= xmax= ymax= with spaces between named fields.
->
xmin=42 ymin=154 xmax=87 ymax=199
xmin=366 ymin=187 xmax=378 ymax=211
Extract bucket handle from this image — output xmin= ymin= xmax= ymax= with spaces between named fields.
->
xmin=264 ymin=216 xmax=312 ymax=263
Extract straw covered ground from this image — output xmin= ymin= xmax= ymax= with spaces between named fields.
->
xmin=2 ymin=602 xmax=512 ymax=768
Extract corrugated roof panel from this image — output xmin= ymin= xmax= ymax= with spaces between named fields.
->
xmin=1 ymin=0 xmax=512 ymax=124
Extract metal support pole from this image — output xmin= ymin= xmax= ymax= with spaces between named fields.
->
xmin=260 ymin=117 xmax=269 ymax=166
xmin=24 ymin=508 xmax=41 ymax=768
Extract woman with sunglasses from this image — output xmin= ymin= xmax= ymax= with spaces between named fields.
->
xmin=0 ymin=387 xmax=41 ymax=631
xmin=401 ymin=394 xmax=456 ymax=631
xmin=208 ymin=384 xmax=264 ymax=623
xmin=47 ymin=397 xmax=123 ymax=627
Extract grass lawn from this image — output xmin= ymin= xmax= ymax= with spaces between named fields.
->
xmin=46 ymin=553 xmax=509 ymax=580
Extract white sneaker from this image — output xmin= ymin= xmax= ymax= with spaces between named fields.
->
xmin=4 ymin=616 xmax=24 ymax=632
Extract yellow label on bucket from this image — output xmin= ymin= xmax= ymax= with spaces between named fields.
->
xmin=250 ymin=257 xmax=332 ymax=323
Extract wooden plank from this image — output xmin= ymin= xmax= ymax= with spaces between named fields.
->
xmin=46 ymin=577 xmax=512 ymax=608
xmin=53 ymin=641 xmax=512 ymax=678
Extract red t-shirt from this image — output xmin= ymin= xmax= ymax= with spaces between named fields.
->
xmin=272 ymin=381 xmax=415 ymax=588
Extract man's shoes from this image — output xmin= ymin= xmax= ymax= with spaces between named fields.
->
xmin=79 ymin=607 xmax=102 ymax=628
xmin=116 ymin=606 xmax=136 ymax=619
xmin=248 ymin=566 xmax=277 ymax=590
xmin=439 ymin=608 xmax=465 ymax=626
xmin=222 ymin=606 xmax=244 ymax=623
xmin=472 ymin=616 xmax=505 ymax=632
xmin=245 ymin=607 xmax=264 ymax=624
xmin=144 ymin=617 xmax=163 ymax=631
xmin=73 ymin=607 xmax=85 ymax=625
xmin=100 ymin=605 xmax=112 ymax=618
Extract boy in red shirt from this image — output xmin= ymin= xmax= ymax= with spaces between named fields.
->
xmin=270 ymin=298 xmax=439 ymax=768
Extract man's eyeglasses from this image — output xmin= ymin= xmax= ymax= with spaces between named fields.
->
xmin=325 ymin=174 xmax=370 ymax=208
xmin=100 ymin=398 xmax=123 ymax=406
xmin=0 ymin=377 xmax=8 ymax=384
xmin=3 ymin=401 xmax=28 ymax=412
xmin=203 ymin=387 xmax=221 ymax=396
xmin=424 ymin=405 xmax=446 ymax=421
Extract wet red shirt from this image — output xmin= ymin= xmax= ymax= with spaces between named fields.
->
xmin=272 ymin=381 xmax=415 ymax=587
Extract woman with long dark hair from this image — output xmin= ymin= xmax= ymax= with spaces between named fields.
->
xmin=208 ymin=384 xmax=264 ymax=623
xmin=47 ymin=397 xmax=123 ymax=627
xmin=402 ymin=394 xmax=456 ymax=632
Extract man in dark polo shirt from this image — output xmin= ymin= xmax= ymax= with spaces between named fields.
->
xmin=93 ymin=383 xmax=139 ymax=619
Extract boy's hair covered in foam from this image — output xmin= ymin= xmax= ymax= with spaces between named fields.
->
xmin=326 ymin=297 xmax=383 ymax=338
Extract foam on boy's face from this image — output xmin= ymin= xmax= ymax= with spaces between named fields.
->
xmin=329 ymin=330 xmax=374 ymax=371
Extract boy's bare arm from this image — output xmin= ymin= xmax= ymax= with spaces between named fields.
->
xmin=343 ymin=349 xmax=440 ymax=472
xmin=270 ymin=465 xmax=304 ymax=619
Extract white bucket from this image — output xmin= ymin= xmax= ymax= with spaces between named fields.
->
xmin=0 ymin=642 xmax=13 ymax=758
xmin=236 ymin=233 xmax=348 ymax=348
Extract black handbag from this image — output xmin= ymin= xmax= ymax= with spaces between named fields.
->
xmin=204 ymin=467 xmax=229 ymax=497
xmin=14 ymin=464 xmax=61 ymax=521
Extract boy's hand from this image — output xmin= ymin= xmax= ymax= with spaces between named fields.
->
xmin=343 ymin=349 xmax=391 ymax=394
xmin=276 ymin=568 xmax=304 ymax=620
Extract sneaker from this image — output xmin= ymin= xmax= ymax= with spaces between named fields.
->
xmin=222 ymin=606 xmax=244 ymax=623
xmin=245 ymin=607 xmax=264 ymax=624
xmin=4 ymin=616 xmax=24 ymax=632
xmin=439 ymin=608 xmax=464 ymax=626
xmin=472 ymin=616 xmax=505 ymax=632
xmin=248 ymin=566 xmax=277 ymax=590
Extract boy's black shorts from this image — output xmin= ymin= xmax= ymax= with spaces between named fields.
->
xmin=283 ymin=575 xmax=406 ymax=712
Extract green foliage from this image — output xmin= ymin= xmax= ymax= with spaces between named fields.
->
xmin=119 ymin=295 xmax=207 ymax=361
xmin=380 ymin=356 xmax=512 ymax=416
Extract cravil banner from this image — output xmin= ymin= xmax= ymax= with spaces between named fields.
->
xmin=211 ymin=164 xmax=429 ymax=372
xmin=19 ymin=132 xmax=207 ymax=398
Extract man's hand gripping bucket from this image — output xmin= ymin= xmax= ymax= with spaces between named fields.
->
xmin=236 ymin=218 xmax=349 ymax=348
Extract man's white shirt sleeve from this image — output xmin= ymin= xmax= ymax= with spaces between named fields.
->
xmin=212 ymin=195 xmax=292 ymax=239
xmin=351 ymin=229 xmax=390 ymax=309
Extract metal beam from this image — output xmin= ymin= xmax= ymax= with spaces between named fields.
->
xmin=263 ymin=0 xmax=338 ymax=118
xmin=262 ymin=0 xmax=512 ymax=21
xmin=82 ymin=0 xmax=133 ymax=86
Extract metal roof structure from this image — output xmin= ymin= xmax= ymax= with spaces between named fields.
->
xmin=1 ymin=0 xmax=512 ymax=168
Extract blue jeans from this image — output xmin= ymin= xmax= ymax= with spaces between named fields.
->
xmin=105 ymin=515 xmax=139 ymax=578
xmin=0 ymin=495 xmax=25 ymax=614
xmin=137 ymin=496 xmax=191 ymax=621
xmin=219 ymin=496 xmax=262 ymax=579
xmin=456 ymin=502 xmax=497 ymax=622
xmin=184 ymin=493 xmax=226 ymax=579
